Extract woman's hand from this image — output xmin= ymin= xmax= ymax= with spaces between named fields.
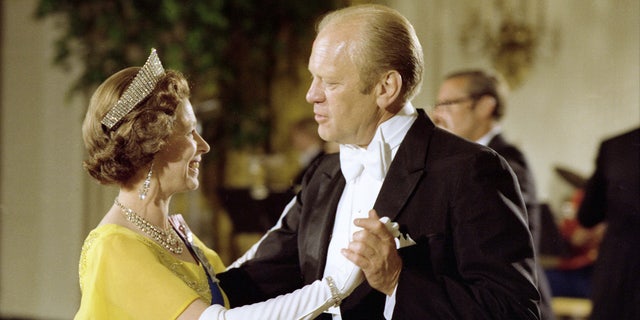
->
xmin=341 ymin=210 xmax=402 ymax=296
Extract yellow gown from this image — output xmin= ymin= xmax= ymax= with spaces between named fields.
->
xmin=75 ymin=224 xmax=229 ymax=320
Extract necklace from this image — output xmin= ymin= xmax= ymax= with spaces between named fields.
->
xmin=114 ymin=198 xmax=183 ymax=254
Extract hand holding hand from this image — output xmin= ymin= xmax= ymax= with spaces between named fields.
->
xmin=341 ymin=210 xmax=402 ymax=296
xmin=332 ymin=257 xmax=364 ymax=298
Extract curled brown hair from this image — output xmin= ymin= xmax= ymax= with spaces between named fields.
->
xmin=82 ymin=68 xmax=190 ymax=185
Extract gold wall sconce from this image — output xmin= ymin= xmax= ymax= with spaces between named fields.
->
xmin=460 ymin=0 xmax=559 ymax=88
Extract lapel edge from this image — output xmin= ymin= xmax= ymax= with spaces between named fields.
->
xmin=374 ymin=109 xmax=434 ymax=221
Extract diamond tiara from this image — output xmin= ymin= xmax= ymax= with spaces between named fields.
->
xmin=101 ymin=48 xmax=166 ymax=129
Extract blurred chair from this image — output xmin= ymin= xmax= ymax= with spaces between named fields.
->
xmin=552 ymin=297 xmax=591 ymax=320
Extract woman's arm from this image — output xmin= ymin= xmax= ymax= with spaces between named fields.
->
xmin=184 ymin=217 xmax=406 ymax=320
xmin=178 ymin=299 xmax=209 ymax=320
xmin=180 ymin=272 xmax=361 ymax=320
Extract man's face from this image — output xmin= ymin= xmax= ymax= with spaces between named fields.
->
xmin=305 ymin=26 xmax=383 ymax=146
xmin=432 ymin=77 xmax=480 ymax=140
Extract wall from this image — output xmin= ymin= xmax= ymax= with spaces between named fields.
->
xmin=1 ymin=1 xmax=85 ymax=318
xmin=1 ymin=0 xmax=638 ymax=318
xmin=393 ymin=0 xmax=640 ymax=208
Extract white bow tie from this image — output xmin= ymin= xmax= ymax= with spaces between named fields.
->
xmin=339 ymin=141 xmax=391 ymax=181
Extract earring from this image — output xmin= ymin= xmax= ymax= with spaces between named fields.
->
xmin=139 ymin=162 xmax=153 ymax=200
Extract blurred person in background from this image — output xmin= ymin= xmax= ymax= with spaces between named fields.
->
xmin=577 ymin=127 xmax=640 ymax=320
xmin=542 ymin=167 xmax=605 ymax=299
xmin=432 ymin=69 xmax=554 ymax=319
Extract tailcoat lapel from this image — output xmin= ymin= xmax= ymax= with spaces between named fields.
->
xmin=374 ymin=109 xmax=433 ymax=221
xmin=342 ymin=110 xmax=436 ymax=317
xmin=299 ymin=155 xmax=346 ymax=281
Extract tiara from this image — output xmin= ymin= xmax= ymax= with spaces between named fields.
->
xmin=101 ymin=48 xmax=166 ymax=129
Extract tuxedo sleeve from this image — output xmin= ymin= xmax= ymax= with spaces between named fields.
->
xmin=217 ymin=199 xmax=305 ymax=307
xmin=392 ymin=149 xmax=541 ymax=319
xmin=577 ymin=141 xmax=608 ymax=227
xmin=497 ymin=146 xmax=541 ymax=247
xmin=217 ymin=156 xmax=336 ymax=307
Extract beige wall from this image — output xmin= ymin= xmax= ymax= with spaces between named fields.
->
xmin=0 ymin=0 xmax=89 ymax=319
xmin=1 ymin=1 xmax=85 ymax=318
xmin=1 ymin=0 xmax=638 ymax=318
xmin=392 ymin=0 xmax=640 ymax=208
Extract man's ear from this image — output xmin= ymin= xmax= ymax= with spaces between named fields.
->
xmin=375 ymin=71 xmax=403 ymax=113
xmin=475 ymin=95 xmax=497 ymax=118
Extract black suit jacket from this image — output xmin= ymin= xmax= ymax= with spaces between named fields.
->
xmin=219 ymin=110 xmax=541 ymax=319
xmin=488 ymin=134 xmax=540 ymax=247
xmin=577 ymin=127 xmax=640 ymax=320
xmin=488 ymin=134 xmax=554 ymax=320
xmin=289 ymin=149 xmax=326 ymax=195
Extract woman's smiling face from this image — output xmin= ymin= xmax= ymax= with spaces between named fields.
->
xmin=154 ymin=99 xmax=210 ymax=196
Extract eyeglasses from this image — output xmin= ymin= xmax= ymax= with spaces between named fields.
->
xmin=431 ymin=96 xmax=478 ymax=111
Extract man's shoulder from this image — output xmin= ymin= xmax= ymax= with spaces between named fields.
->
xmin=299 ymin=152 xmax=341 ymax=185
xmin=401 ymin=107 xmax=489 ymax=157
xmin=488 ymin=134 xmax=527 ymax=165
xmin=430 ymin=126 xmax=500 ymax=159
xmin=314 ymin=151 xmax=340 ymax=170
xmin=601 ymin=127 xmax=639 ymax=150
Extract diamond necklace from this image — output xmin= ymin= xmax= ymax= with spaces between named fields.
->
xmin=114 ymin=198 xmax=183 ymax=254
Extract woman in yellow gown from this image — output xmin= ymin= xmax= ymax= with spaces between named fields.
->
xmin=75 ymin=49 xmax=362 ymax=320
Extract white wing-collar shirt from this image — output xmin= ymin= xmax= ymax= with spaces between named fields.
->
xmin=324 ymin=102 xmax=417 ymax=319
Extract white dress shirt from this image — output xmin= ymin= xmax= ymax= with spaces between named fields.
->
xmin=475 ymin=125 xmax=501 ymax=146
xmin=323 ymin=103 xmax=417 ymax=319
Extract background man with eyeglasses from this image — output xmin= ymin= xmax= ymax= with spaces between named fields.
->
xmin=432 ymin=69 xmax=555 ymax=320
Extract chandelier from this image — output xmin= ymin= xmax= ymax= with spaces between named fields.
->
xmin=460 ymin=0 xmax=558 ymax=88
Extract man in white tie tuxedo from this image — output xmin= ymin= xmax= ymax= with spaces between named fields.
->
xmin=218 ymin=4 xmax=542 ymax=319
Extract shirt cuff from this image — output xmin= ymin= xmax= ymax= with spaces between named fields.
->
xmin=383 ymin=283 xmax=398 ymax=320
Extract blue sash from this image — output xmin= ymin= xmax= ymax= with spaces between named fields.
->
xmin=169 ymin=214 xmax=225 ymax=306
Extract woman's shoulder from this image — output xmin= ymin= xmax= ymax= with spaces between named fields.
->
xmin=78 ymin=225 xmax=152 ymax=291
xmin=81 ymin=224 xmax=156 ymax=259
xmin=85 ymin=223 xmax=141 ymax=243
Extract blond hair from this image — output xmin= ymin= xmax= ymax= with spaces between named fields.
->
xmin=317 ymin=4 xmax=424 ymax=103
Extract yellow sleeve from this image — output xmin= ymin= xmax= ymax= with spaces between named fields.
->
xmin=75 ymin=226 xmax=204 ymax=320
